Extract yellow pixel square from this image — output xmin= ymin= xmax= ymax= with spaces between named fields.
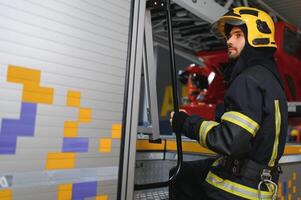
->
xmin=293 ymin=186 xmax=296 ymax=193
xmin=8 ymin=65 xmax=40 ymax=83
xmin=112 ymin=124 xmax=122 ymax=139
xmin=67 ymin=91 xmax=81 ymax=107
xmin=277 ymin=182 xmax=282 ymax=198
xmin=111 ymin=129 xmax=121 ymax=139
xmin=23 ymin=86 xmax=54 ymax=104
xmin=112 ymin=124 xmax=121 ymax=130
xmin=96 ymin=195 xmax=108 ymax=200
xmin=46 ymin=153 xmax=76 ymax=170
xmin=292 ymin=172 xmax=297 ymax=180
xmin=78 ymin=108 xmax=92 ymax=123
xmin=0 ymin=189 xmax=12 ymax=200
xmin=64 ymin=121 xmax=79 ymax=137
xmin=288 ymin=180 xmax=292 ymax=188
xmin=99 ymin=139 xmax=112 ymax=153
xmin=58 ymin=184 xmax=72 ymax=200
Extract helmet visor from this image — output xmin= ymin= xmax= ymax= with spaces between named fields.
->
xmin=211 ymin=17 xmax=245 ymax=39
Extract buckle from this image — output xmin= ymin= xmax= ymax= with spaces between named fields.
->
xmin=218 ymin=157 xmax=242 ymax=175
xmin=232 ymin=159 xmax=241 ymax=175
xmin=260 ymin=169 xmax=272 ymax=181
xmin=258 ymin=169 xmax=278 ymax=200
xmin=276 ymin=165 xmax=282 ymax=174
xmin=232 ymin=166 xmax=238 ymax=174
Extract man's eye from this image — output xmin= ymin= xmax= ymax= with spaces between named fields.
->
xmin=235 ymin=33 xmax=242 ymax=38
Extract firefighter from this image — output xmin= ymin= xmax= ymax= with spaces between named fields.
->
xmin=170 ymin=6 xmax=288 ymax=200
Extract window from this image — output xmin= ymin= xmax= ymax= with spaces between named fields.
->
xmin=285 ymin=74 xmax=296 ymax=100
xmin=283 ymin=27 xmax=301 ymax=60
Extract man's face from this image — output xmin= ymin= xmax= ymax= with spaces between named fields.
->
xmin=226 ymin=26 xmax=246 ymax=59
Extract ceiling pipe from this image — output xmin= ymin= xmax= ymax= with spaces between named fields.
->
xmin=255 ymin=0 xmax=288 ymax=22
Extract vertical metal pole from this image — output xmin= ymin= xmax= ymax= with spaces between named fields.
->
xmin=165 ymin=0 xmax=183 ymax=177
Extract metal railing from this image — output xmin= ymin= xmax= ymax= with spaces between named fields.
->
xmin=134 ymin=0 xmax=183 ymax=190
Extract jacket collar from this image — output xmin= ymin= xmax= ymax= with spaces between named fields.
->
xmin=228 ymin=44 xmax=284 ymax=89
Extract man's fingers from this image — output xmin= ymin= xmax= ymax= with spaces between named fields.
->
xmin=170 ymin=111 xmax=175 ymax=118
xmin=179 ymin=109 xmax=187 ymax=113
xmin=170 ymin=111 xmax=175 ymax=126
xmin=170 ymin=110 xmax=187 ymax=126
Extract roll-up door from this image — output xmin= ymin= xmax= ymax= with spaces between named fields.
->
xmin=0 ymin=0 xmax=131 ymax=199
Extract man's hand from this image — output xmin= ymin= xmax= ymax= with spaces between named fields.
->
xmin=170 ymin=109 xmax=187 ymax=127
xmin=170 ymin=109 xmax=189 ymax=134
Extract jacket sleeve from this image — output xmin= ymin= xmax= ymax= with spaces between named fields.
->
xmin=182 ymin=74 xmax=262 ymax=158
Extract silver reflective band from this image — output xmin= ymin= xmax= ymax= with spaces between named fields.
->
xmin=221 ymin=111 xmax=260 ymax=136
xmin=199 ymin=121 xmax=219 ymax=147
xmin=206 ymin=172 xmax=273 ymax=200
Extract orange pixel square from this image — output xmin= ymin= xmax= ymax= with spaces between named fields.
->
xmin=58 ymin=184 xmax=72 ymax=200
xmin=67 ymin=90 xmax=81 ymax=107
xmin=78 ymin=108 xmax=92 ymax=123
xmin=64 ymin=121 xmax=79 ymax=137
xmin=0 ymin=189 xmax=12 ymax=200
xmin=111 ymin=124 xmax=122 ymax=139
xmin=99 ymin=139 xmax=112 ymax=153
xmin=112 ymin=124 xmax=122 ymax=130
xmin=292 ymin=172 xmax=297 ymax=180
xmin=46 ymin=153 xmax=76 ymax=170
xmin=96 ymin=195 xmax=108 ymax=200
xmin=8 ymin=65 xmax=41 ymax=83
xmin=111 ymin=129 xmax=121 ymax=139
xmin=23 ymin=86 xmax=54 ymax=104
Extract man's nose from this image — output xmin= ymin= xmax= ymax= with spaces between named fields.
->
xmin=227 ymin=36 xmax=234 ymax=47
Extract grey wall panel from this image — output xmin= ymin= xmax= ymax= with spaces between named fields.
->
xmin=0 ymin=28 xmax=127 ymax=67
xmin=0 ymin=0 xmax=129 ymax=49
xmin=96 ymin=180 xmax=119 ymax=199
xmin=76 ymin=157 xmax=120 ymax=168
xmin=37 ymin=104 xmax=78 ymax=118
xmin=0 ymin=160 xmax=46 ymax=172
xmin=10 ymin=185 xmax=57 ymax=200
xmin=4 ymin=178 xmax=119 ymax=199
xmin=0 ymin=0 xmax=131 ymax=199
xmin=0 ymin=101 xmax=22 ymax=119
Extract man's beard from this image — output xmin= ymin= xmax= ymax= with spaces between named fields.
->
xmin=228 ymin=50 xmax=239 ymax=60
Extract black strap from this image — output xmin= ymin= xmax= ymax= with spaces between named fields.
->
xmin=240 ymin=159 xmax=266 ymax=181
xmin=219 ymin=157 xmax=281 ymax=182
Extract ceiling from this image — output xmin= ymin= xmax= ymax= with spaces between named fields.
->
xmin=150 ymin=0 xmax=301 ymax=54
xmin=262 ymin=0 xmax=301 ymax=30
xmin=151 ymin=2 xmax=226 ymax=53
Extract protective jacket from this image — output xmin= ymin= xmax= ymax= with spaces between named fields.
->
xmin=173 ymin=44 xmax=288 ymax=200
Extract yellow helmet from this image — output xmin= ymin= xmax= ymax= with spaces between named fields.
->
xmin=212 ymin=6 xmax=276 ymax=48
